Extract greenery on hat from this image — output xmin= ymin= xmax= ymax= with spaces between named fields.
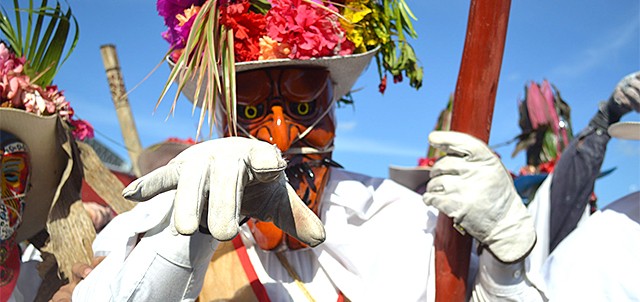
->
xmin=0 ymin=1 xmax=92 ymax=140
xmin=0 ymin=0 xmax=79 ymax=87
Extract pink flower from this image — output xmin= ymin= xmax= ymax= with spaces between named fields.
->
xmin=0 ymin=43 xmax=31 ymax=105
xmin=157 ymin=0 xmax=205 ymax=49
xmin=265 ymin=0 xmax=354 ymax=59
xmin=70 ymin=119 xmax=95 ymax=141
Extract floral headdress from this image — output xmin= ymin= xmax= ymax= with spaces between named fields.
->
xmin=157 ymin=0 xmax=422 ymax=137
xmin=0 ymin=0 xmax=92 ymax=140
xmin=512 ymin=80 xmax=573 ymax=175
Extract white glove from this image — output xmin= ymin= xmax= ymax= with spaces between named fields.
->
xmin=122 ymin=137 xmax=325 ymax=247
xmin=422 ymin=131 xmax=536 ymax=263
xmin=610 ymin=71 xmax=640 ymax=113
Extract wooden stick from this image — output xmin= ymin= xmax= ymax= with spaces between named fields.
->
xmin=434 ymin=0 xmax=512 ymax=300
xmin=100 ymin=44 xmax=143 ymax=177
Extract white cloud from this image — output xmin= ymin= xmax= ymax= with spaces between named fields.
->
xmin=616 ymin=140 xmax=640 ymax=157
xmin=338 ymin=120 xmax=357 ymax=131
xmin=551 ymin=19 xmax=638 ymax=78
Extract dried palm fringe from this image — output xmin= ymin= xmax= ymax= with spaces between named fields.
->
xmin=36 ymin=125 xmax=136 ymax=299
xmin=40 ymin=123 xmax=96 ymax=281
xmin=76 ymin=141 xmax=136 ymax=215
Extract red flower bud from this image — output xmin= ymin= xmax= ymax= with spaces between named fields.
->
xmin=378 ymin=75 xmax=387 ymax=94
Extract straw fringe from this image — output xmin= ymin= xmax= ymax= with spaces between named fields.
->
xmin=41 ymin=200 xmax=95 ymax=283
xmin=77 ymin=141 xmax=136 ymax=214
xmin=33 ymin=125 xmax=137 ymax=300
xmin=40 ymin=124 xmax=96 ymax=280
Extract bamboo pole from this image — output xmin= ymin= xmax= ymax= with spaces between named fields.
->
xmin=434 ymin=0 xmax=512 ymax=300
xmin=100 ymin=44 xmax=143 ymax=177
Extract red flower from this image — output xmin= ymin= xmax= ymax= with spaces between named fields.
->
xmin=220 ymin=0 xmax=266 ymax=62
xmin=168 ymin=137 xmax=196 ymax=145
xmin=393 ymin=73 xmax=403 ymax=84
xmin=537 ymin=157 xmax=558 ymax=174
xmin=418 ymin=156 xmax=437 ymax=167
xmin=378 ymin=74 xmax=387 ymax=94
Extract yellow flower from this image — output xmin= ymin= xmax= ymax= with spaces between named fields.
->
xmin=341 ymin=0 xmax=375 ymax=50
xmin=259 ymin=36 xmax=290 ymax=60
xmin=176 ymin=5 xmax=201 ymax=27
xmin=343 ymin=2 xmax=372 ymax=24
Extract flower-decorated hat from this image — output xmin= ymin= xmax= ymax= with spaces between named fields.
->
xmin=608 ymin=121 xmax=640 ymax=140
xmin=0 ymin=43 xmax=94 ymax=242
xmin=157 ymin=0 xmax=423 ymax=137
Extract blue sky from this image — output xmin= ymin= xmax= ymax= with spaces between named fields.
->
xmin=45 ymin=0 xmax=639 ymax=207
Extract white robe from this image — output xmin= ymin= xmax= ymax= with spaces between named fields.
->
xmin=73 ymin=169 xmax=541 ymax=301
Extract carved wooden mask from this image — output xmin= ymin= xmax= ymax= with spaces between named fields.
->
xmin=217 ymin=67 xmax=337 ymax=250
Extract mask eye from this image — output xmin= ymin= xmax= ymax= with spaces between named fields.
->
xmin=290 ymin=101 xmax=315 ymax=117
xmin=238 ymin=104 xmax=264 ymax=120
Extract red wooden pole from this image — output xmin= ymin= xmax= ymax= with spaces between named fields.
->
xmin=434 ymin=0 xmax=512 ymax=300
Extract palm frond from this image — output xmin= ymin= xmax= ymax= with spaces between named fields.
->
xmin=157 ymin=0 xmax=237 ymax=140
xmin=0 ymin=0 xmax=79 ymax=87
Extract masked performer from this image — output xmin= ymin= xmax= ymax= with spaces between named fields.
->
xmin=71 ymin=1 xmax=544 ymax=301
xmin=0 ymin=43 xmax=97 ymax=302
xmin=524 ymin=71 xmax=640 ymax=300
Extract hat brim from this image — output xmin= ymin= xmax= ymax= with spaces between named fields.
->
xmin=1 ymin=108 xmax=67 ymax=242
xmin=169 ymin=47 xmax=378 ymax=107
xmin=388 ymin=165 xmax=432 ymax=192
xmin=137 ymin=141 xmax=193 ymax=175
xmin=608 ymin=121 xmax=640 ymax=140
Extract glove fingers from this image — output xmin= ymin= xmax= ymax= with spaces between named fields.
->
xmin=248 ymin=142 xmax=287 ymax=182
xmin=622 ymin=78 xmax=640 ymax=111
xmin=173 ymin=160 xmax=210 ymax=235
xmin=279 ymin=182 xmax=325 ymax=247
xmin=423 ymin=174 xmax=461 ymax=209
xmin=428 ymin=131 xmax=493 ymax=161
xmin=429 ymin=156 xmax=469 ymax=178
xmin=122 ymin=163 xmax=181 ymax=202
xmin=208 ymin=157 xmax=247 ymax=241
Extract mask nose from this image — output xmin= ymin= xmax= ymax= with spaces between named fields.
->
xmin=255 ymin=105 xmax=292 ymax=152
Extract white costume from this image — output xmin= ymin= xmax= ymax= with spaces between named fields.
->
xmin=527 ymin=187 xmax=640 ymax=301
xmin=74 ymin=168 xmax=542 ymax=302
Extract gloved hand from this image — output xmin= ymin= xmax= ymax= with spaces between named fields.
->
xmin=422 ymin=131 xmax=536 ymax=263
xmin=122 ymin=137 xmax=325 ymax=247
xmin=609 ymin=71 xmax=640 ymax=114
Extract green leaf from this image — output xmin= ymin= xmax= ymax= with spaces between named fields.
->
xmin=1 ymin=0 xmax=78 ymax=86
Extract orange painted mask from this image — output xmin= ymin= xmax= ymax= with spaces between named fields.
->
xmin=217 ymin=67 xmax=340 ymax=251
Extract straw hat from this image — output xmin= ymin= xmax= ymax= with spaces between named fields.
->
xmin=137 ymin=139 xmax=194 ymax=176
xmin=170 ymin=47 xmax=378 ymax=107
xmin=608 ymin=121 xmax=640 ymax=140
xmin=388 ymin=165 xmax=432 ymax=193
xmin=0 ymin=108 xmax=68 ymax=242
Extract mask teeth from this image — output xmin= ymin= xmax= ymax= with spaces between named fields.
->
xmin=302 ymin=187 xmax=311 ymax=205
xmin=284 ymin=156 xmax=342 ymax=195
xmin=322 ymin=157 xmax=343 ymax=168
